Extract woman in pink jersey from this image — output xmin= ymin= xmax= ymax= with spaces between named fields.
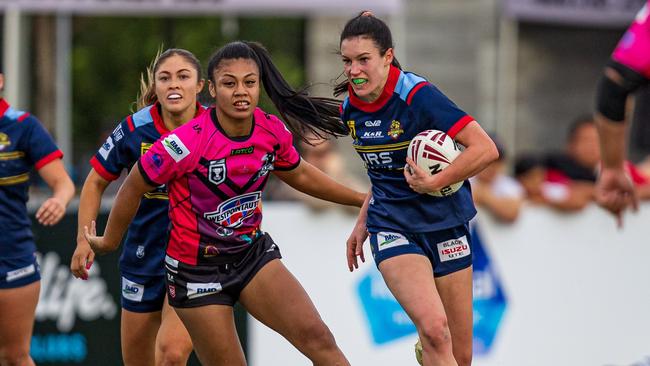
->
xmin=70 ymin=49 xmax=202 ymax=366
xmin=595 ymin=1 xmax=650 ymax=224
xmin=85 ymin=41 xmax=364 ymax=365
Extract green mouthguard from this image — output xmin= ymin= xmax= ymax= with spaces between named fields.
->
xmin=352 ymin=78 xmax=366 ymax=85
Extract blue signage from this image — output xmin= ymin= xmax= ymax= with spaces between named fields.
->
xmin=471 ymin=224 xmax=507 ymax=355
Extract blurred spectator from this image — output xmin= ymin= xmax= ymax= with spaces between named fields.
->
xmin=514 ymin=153 xmax=588 ymax=211
xmin=543 ymin=116 xmax=598 ymax=211
xmin=543 ymin=115 xmax=650 ymax=210
xmin=471 ymin=137 xmax=524 ymax=223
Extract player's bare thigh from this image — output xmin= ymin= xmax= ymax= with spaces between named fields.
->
xmin=0 ymin=281 xmax=40 ymax=365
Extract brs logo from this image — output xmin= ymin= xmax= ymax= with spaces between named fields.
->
xmin=361 ymin=152 xmax=393 ymax=167
xmin=204 ymin=191 xmax=261 ymax=228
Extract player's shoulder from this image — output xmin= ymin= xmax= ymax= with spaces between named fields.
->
xmin=253 ymin=107 xmax=291 ymax=137
xmin=394 ymin=70 xmax=436 ymax=106
xmin=124 ymin=104 xmax=157 ymax=132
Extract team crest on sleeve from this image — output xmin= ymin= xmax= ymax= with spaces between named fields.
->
xmin=387 ymin=120 xmax=404 ymax=139
xmin=162 ymin=134 xmax=190 ymax=162
xmin=208 ymin=159 xmax=227 ymax=186
xmin=204 ymin=191 xmax=261 ymax=228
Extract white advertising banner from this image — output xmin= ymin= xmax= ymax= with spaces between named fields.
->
xmin=0 ymin=0 xmax=401 ymax=15
xmin=253 ymin=203 xmax=650 ymax=366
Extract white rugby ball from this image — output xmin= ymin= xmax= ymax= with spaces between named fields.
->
xmin=407 ymin=129 xmax=463 ymax=197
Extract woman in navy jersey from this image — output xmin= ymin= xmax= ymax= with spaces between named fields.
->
xmin=70 ymin=49 xmax=204 ymax=366
xmin=0 ymin=68 xmax=75 ymax=365
xmin=338 ymin=12 xmax=498 ymax=366
xmin=84 ymin=40 xmax=364 ymax=366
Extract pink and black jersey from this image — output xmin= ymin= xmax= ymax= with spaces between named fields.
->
xmin=90 ymin=103 xmax=205 ymax=276
xmin=612 ymin=1 xmax=650 ymax=78
xmin=139 ymin=107 xmax=300 ymax=265
xmin=0 ymin=99 xmax=63 ymax=258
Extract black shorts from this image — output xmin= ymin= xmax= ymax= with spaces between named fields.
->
xmin=164 ymin=233 xmax=282 ymax=308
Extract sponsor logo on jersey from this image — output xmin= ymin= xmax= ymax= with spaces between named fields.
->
xmin=204 ymin=191 xmax=262 ymax=228
xmin=121 ymin=277 xmax=144 ymax=302
xmin=387 ymin=120 xmax=404 ymax=139
xmin=362 ymin=131 xmax=384 ymax=139
xmin=376 ymin=232 xmax=410 ymax=251
xmin=230 ymin=146 xmax=255 ymax=156
xmin=168 ymin=285 xmax=176 ymax=298
xmin=365 ymin=119 xmax=382 ymax=127
xmin=347 ymin=120 xmax=357 ymax=140
xmin=360 ymin=152 xmax=393 ymax=167
xmin=135 ymin=245 xmax=145 ymax=259
xmin=6 ymin=263 xmax=36 ymax=282
xmin=99 ymin=136 xmax=114 ymax=160
xmin=113 ymin=125 xmax=124 ymax=142
xmin=436 ymin=235 xmax=470 ymax=262
xmin=252 ymin=152 xmax=275 ymax=182
xmin=186 ymin=282 xmax=222 ymax=299
xmin=162 ymin=134 xmax=189 ymax=162
xmin=203 ymin=245 xmax=219 ymax=258
xmin=166 ymin=273 xmax=175 ymax=283
xmin=0 ymin=132 xmax=11 ymax=151
xmin=208 ymin=159 xmax=227 ymax=186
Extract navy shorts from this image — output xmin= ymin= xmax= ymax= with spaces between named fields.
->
xmin=369 ymin=224 xmax=473 ymax=277
xmin=0 ymin=253 xmax=41 ymax=289
xmin=120 ymin=271 xmax=166 ymax=312
xmin=164 ymin=232 xmax=282 ymax=308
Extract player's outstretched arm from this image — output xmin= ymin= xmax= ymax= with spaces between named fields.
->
xmin=84 ymin=164 xmax=156 ymax=255
xmin=71 ymin=169 xmax=111 ymax=280
xmin=273 ymin=159 xmax=366 ymax=207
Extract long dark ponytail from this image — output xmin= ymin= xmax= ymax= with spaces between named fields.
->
xmin=334 ymin=11 xmax=402 ymax=97
xmin=207 ymin=41 xmax=347 ymax=142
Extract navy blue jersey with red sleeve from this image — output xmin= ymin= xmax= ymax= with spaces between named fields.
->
xmin=90 ymin=102 xmax=205 ymax=276
xmin=340 ymin=65 xmax=477 ymax=232
xmin=0 ymin=99 xmax=63 ymax=257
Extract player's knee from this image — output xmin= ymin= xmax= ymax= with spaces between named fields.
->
xmin=0 ymin=345 xmax=33 ymax=366
xmin=157 ymin=342 xmax=191 ymax=366
xmin=296 ymin=320 xmax=337 ymax=351
xmin=419 ymin=317 xmax=453 ymax=351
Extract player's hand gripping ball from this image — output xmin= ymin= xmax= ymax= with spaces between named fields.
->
xmin=406 ymin=129 xmax=463 ymax=197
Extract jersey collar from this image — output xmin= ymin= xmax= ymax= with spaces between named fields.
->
xmin=0 ymin=99 xmax=9 ymax=119
xmin=348 ymin=65 xmax=401 ymax=113
xmin=152 ymin=102 xmax=206 ymax=135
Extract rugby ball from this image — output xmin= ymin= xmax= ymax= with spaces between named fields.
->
xmin=407 ymin=129 xmax=463 ymax=197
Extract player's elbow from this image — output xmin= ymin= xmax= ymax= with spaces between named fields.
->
xmin=483 ymin=140 xmax=500 ymax=166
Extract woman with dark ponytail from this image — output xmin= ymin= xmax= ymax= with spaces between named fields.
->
xmin=84 ymin=40 xmax=363 ymax=365
xmin=338 ymin=11 xmax=499 ymax=366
